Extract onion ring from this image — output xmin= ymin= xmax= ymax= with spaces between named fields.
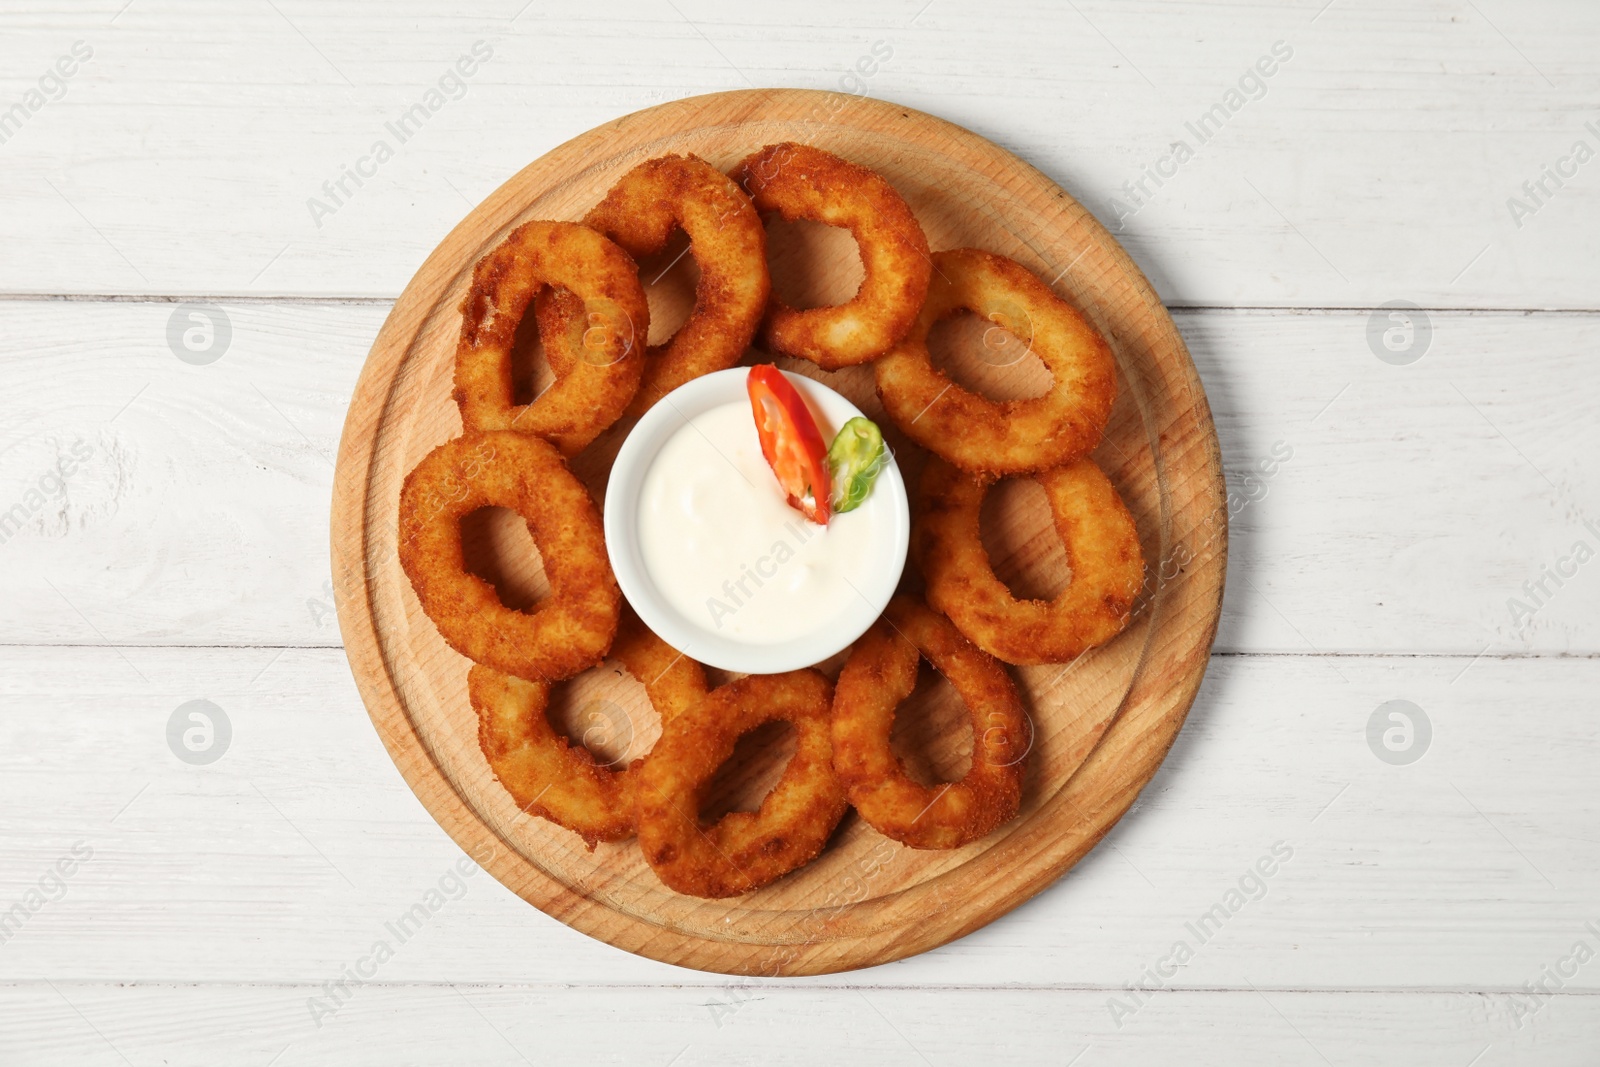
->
xmin=531 ymin=284 xmax=585 ymax=380
xmin=914 ymin=455 xmax=1144 ymax=665
xmin=636 ymin=669 xmax=847 ymax=897
xmin=454 ymin=220 xmax=648 ymax=454
xmin=832 ymin=596 xmax=1028 ymax=849
xmin=469 ymin=610 xmax=707 ymax=847
xmin=397 ymin=430 xmax=619 ymax=682
xmin=730 ymin=143 xmax=931 ymax=369
xmin=566 ymin=154 xmax=769 ymax=416
xmin=875 ymin=248 xmax=1117 ymax=476
xmin=606 ymin=606 xmax=709 ymax=725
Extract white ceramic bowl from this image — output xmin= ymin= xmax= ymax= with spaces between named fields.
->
xmin=605 ymin=368 xmax=909 ymax=674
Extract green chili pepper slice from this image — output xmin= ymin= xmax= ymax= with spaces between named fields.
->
xmin=826 ymin=416 xmax=887 ymax=514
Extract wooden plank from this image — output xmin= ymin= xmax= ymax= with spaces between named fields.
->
xmin=1 ymin=302 xmax=1594 ymax=654
xmin=0 ymin=2 xmax=1597 ymax=306
xmin=0 ymin=299 xmax=375 ymax=646
xmin=2 ymin=647 xmax=1596 ymax=990
xmin=3 ymin=983 xmax=1597 ymax=1066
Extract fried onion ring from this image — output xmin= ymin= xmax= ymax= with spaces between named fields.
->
xmin=571 ymin=154 xmax=769 ymax=416
xmin=531 ymin=284 xmax=585 ymax=380
xmin=398 ymin=430 xmax=619 ymax=682
xmin=636 ymin=669 xmax=847 ymax=897
xmin=454 ymin=220 xmax=648 ymax=454
xmin=914 ymin=455 xmax=1144 ymax=665
xmin=876 ymin=248 xmax=1117 ymax=476
xmin=469 ymin=610 xmax=707 ymax=847
xmin=832 ymin=596 xmax=1029 ymax=849
xmin=606 ymin=606 xmax=709 ymax=724
xmin=730 ymin=143 xmax=931 ymax=369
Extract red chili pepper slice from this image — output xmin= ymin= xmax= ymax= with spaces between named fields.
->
xmin=746 ymin=365 xmax=831 ymax=525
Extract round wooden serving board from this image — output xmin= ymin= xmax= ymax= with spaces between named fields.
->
xmin=331 ymin=89 xmax=1226 ymax=976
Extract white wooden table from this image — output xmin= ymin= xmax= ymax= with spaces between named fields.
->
xmin=3 ymin=1 xmax=1597 ymax=1063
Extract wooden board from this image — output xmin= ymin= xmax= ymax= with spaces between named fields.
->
xmin=329 ymin=88 xmax=1226 ymax=976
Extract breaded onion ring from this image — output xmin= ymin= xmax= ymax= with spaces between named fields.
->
xmin=636 ymin=669 xmax=847 ymax=897
xmin=730 ymin=143 xmax=931 ymax=369
xmin=606 ymin=606 xmax=709 ymax=724
xmin=454 ymin=220 xmax=648 ymax=455
xmin=574 ymin=154 xmax=769 ymax=416
xmin=532 ymin=285 xmax=585 ymax=380
xmin=469 ymin=610 xmax=707 ymax=847
xmin=914 ymin=455 xmax=1144 ymax=665
xmin=876 ymin=248 xmax=1117 ymax=476
xmin=832 ymin=596 xmax=1029 ymax=849
xmin=398 ymin=430 xmax=619 ymax=682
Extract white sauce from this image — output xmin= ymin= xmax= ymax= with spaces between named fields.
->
xmin=637 ymin=400 xmax=892 ymax=645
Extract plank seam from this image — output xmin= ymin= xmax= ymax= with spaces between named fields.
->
xmin=1 ymin=643 xmax=1595 ymax=661
xmin=1 ymin=981 xmax=1596 ymax=996
xmin=3 ymin=294 xmax=1600 ymax=315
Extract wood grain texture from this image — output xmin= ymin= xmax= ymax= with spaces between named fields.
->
xmin=3 ymin=0 xmax=1597 ymax=1058
xmin=5 ymin=983 xmax=1599 ymax=1067
xmin=3 ymin=302 xmax=1595 ymax=655
xmin=1 ymin=1 xmax=1598 ymax=307
xmin=4 ymin=647 xmax=1597 ymax=991
xmin=329 ymin=89 xmax=1226 ymax=974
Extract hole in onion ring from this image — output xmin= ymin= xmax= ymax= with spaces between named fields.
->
xmin=459 ymin=505 xmax=551 ymax=613
xmin=507 ymin=287 xmax=561 ymax=406
xmin=545 ymin=662 xmax=655 ymax=768
xmin=889 ymin=663 xmax=975 ymax=786
xmin=633 ymin=227 xmax=701 ymax=346
xmin=926 ymin=311 xmax=1052 ymax=403
xmin=700 ymin=719 xmax=796 ymax=823
xmin=979 ymin=476 xmax=1071 ymax=602
xmin=765 ymin=216 xmax=864 ymax=311
xmin=699 ymin=664 xmax=738 ymax=691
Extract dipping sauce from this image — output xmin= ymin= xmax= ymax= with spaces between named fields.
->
xmin=637 ymin=400 xmax=894 ymax=645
